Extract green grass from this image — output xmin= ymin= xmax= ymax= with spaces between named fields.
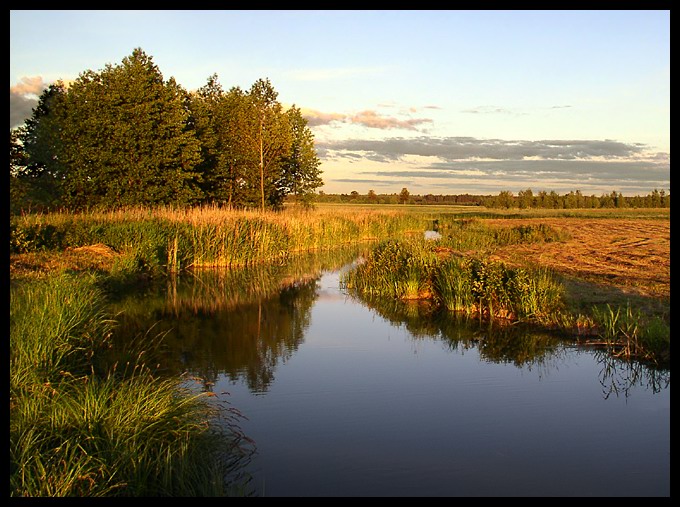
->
xmin=10 ymin=204 xmax=429 ymax=274
xmin=342 ymin=237 xmax=669 ymax=367
xmin=10 ymin=273 xmax=253 ymax=497
xmin=342 ymin=239 xmax=566 ymax=324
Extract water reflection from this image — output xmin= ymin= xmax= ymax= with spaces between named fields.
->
xmin=109 ymin=248 xmax=363 ymax=392
xmin=352 ymin=294 xmax=566 ymax=368
xmin=350 ymin=292 xmax=669 ymax=397
xmin=592 ymin=348 xmax=671 ymax=399
xmin=107 ymin=252 xmax=669 ymax=496
xmin=110 ymin=250 xmax=669 ymax=399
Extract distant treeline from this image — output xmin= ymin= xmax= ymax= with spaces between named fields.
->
xmin=317 ymin=188 xmax=670 ymax=208
xmin=10 ymin=48 xmax=322 ymax=214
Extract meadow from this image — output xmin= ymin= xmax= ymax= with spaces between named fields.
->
xmin=9 ymin=203 xmax=670 ymax=496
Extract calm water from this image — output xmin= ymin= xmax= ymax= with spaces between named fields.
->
xmin=111 ymin=249 xmax=670 ymax=497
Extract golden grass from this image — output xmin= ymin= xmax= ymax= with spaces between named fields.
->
xmin=485 ymin=217 xmax=670 ymax=316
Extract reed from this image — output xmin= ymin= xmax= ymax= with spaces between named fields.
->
xmin=343 ymin=239 xmax=566 ymax=324
xmin=10 ymin=205 xmax=428 ymax=274
xmin=592 ymin=303 xmax=670 ymax=365
xmin=10 ymin=273 xmax=253 ymax=496
xmin=434 ymin=218 xmax=570 ymax=253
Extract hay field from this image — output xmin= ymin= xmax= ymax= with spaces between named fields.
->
xmin=486 ymin=216 xmax=670 ymax=315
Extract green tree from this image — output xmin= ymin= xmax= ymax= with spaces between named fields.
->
xmin=279 ymin=105 xmax=323 ymax=207
xmin=18 ymin=83 xmax=69 ymax=210
xmin=23 ymin=48 xmax=204 ymax=209
xmin=247 ymin=78 xmax=292 ymax=211
xmin=190 ymin=74 xmax=224 ymax=203
xmin=496 ymin=190 xmax=515 ymax=209
xmin=399 ymin=187 xmax=410 ymax=204
xmin=367 ymin=189 xmax=377 ymax=203
xmin=517 ymin=188 xmax=534 ymax=209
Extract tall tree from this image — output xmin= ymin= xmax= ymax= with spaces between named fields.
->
xmin=279 ymin=105 xmax=323 ymax=207
xmin=399 ymin=187 xmax=410 ymax=204
xmin=23 ymin=48 xmax=203 ymax=209
xmin=247 ymin=78 xmax=291 ymax=211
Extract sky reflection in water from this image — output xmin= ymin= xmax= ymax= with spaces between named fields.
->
xmin=112 ymin=251 xmax=670 ymax=497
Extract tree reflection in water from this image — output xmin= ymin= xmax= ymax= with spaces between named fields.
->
xmin=108 ymin=247 xmax=362 ymax=392
xmin=351 ymin=293 xmax=670 ymax=397
xmin=110 ymin=246 xmax=668 ymax=399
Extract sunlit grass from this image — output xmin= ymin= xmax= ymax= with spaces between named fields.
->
xmin=10 ymin=273 xmax=253 ymax=497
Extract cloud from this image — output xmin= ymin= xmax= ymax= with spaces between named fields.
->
xmin=349 ymin=110 xmax=433 ymax=131
xmin=302 ymin=107 xmax=433 ymax=131
xmin=10 ymin=76 xmax=49 ymax=129
xmin=318 ymin=135 xmax=669 ymax=195
xmin=10 ymin=93 xmax=38 ymax=129
xmin=317 ymin=136 xmax=648 ymax=163
xmin=300 ymin=107 xmax=346 ymax=127
xmin=331 ymin=178 xmax=412 ymax=187
xmin=461 ymin=105 xmax=517 ymax=115
xmin=11 ymin=76 xmax=47 ymax=96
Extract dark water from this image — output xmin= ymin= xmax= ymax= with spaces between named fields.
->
xmin=110 ymin=249 xmax=670 ymax=497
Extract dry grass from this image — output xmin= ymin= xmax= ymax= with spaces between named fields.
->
xmin=486 ymin=217 xmax=670 ymax=315
xmin=10 ymin=246 xmax=120 ymax=281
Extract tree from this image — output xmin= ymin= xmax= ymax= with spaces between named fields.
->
xmin=247 ymin=78 xmax=291 ymax=211
xmin=279 ymin=105 xmax=323 ymax=207
xmin=399 ymin=187 xmax=410 ymax=204
xmin=22 ymin=48 xmax=204 ymax=209
xmin=496 ymin=190 xmax=515 ymax=209
xmin=517 ymin=188 xmax=534 ymax=209
xmin=367 ymin=189 xmax=377 ymax=203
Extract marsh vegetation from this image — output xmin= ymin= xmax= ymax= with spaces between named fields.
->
xmin=9 ymin=204 xmax=670 ymax=496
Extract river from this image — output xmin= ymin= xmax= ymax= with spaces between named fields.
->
xmin=110 ymin=247 xmax=670 ymax=497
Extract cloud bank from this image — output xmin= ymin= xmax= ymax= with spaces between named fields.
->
xmin=301 ymin=107 xmax=433 ymax=131
xmin=10 ymin=76 xmax=48 ymax=128
xmin=318 ymin=136 xmax=670 ymax=195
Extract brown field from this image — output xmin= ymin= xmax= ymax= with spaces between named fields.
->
xmin=486 ymin=217 xmax=670 ymax=315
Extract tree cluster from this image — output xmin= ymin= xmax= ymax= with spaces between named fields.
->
xmin=10 ymin=48 xmax=322 ymax=212
xmin=482 ymin=188 xmax=670 ymax=209
xmin=316 ymin=188 xmax=670 ymax=209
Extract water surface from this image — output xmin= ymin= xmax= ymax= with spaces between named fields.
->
xmin=112 ymin=250 xmax=670 ymax=497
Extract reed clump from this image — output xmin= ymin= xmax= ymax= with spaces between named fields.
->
xmin=10 ymin=205 xmax=428 ymax=275
xmin=591 ymin=303 xmax=670 ymax=366
xmin=10 ymin=272 xmax=252 ymax=496
xmin=342 ymin=239 xmax=566 ymax=324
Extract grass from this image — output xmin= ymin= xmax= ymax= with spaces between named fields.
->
xmin=9 ymin=204 xmax=671 ymax=494
xmin=10 ymin=272 xmax=254 ymax=497
xmin=342 ymin=231 xmax=670 ymax=367
xmin=342 ymin=238 xmax=566 ymax=325
xmin=10 ymin=204 xmax=428 ymax=275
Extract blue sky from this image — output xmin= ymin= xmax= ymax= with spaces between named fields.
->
xmin=10 ymin=9 xmax=670 ymax=196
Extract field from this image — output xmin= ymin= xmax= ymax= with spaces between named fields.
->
xmin=10 ymin=207 xmax=670 ymax=314
xmin=486 ymin=216 xmax=670 ymax=315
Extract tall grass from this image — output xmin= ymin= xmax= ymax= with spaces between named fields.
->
xmin=434 ymin=218 xmax=570 ymax=252
xmin=341 ymin=239 xmax=439 ymax=300
xmin=342 ymin=239 xmax=566 ymax=324
xmin=592 ymin=302 xmax=670 ymax=366
xmin=10 ymin=273 xmax=253 ymax=496
xmin=10 ymin=204 xmax=428 ymax=273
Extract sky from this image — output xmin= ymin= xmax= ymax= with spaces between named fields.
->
xmin=10 ymin=9 xmax=670 ymax=196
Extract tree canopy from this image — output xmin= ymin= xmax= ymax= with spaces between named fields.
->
xmin=13 ymin=48 xmax=323 ymax=211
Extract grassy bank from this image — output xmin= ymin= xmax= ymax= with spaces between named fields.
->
xmin=10 ymin=204 xmax=428 ymax=275
xmin=342 ymin=236 xmax=670 ymax=367
xmin=10 ymin=273 xmax=253 ymax=496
